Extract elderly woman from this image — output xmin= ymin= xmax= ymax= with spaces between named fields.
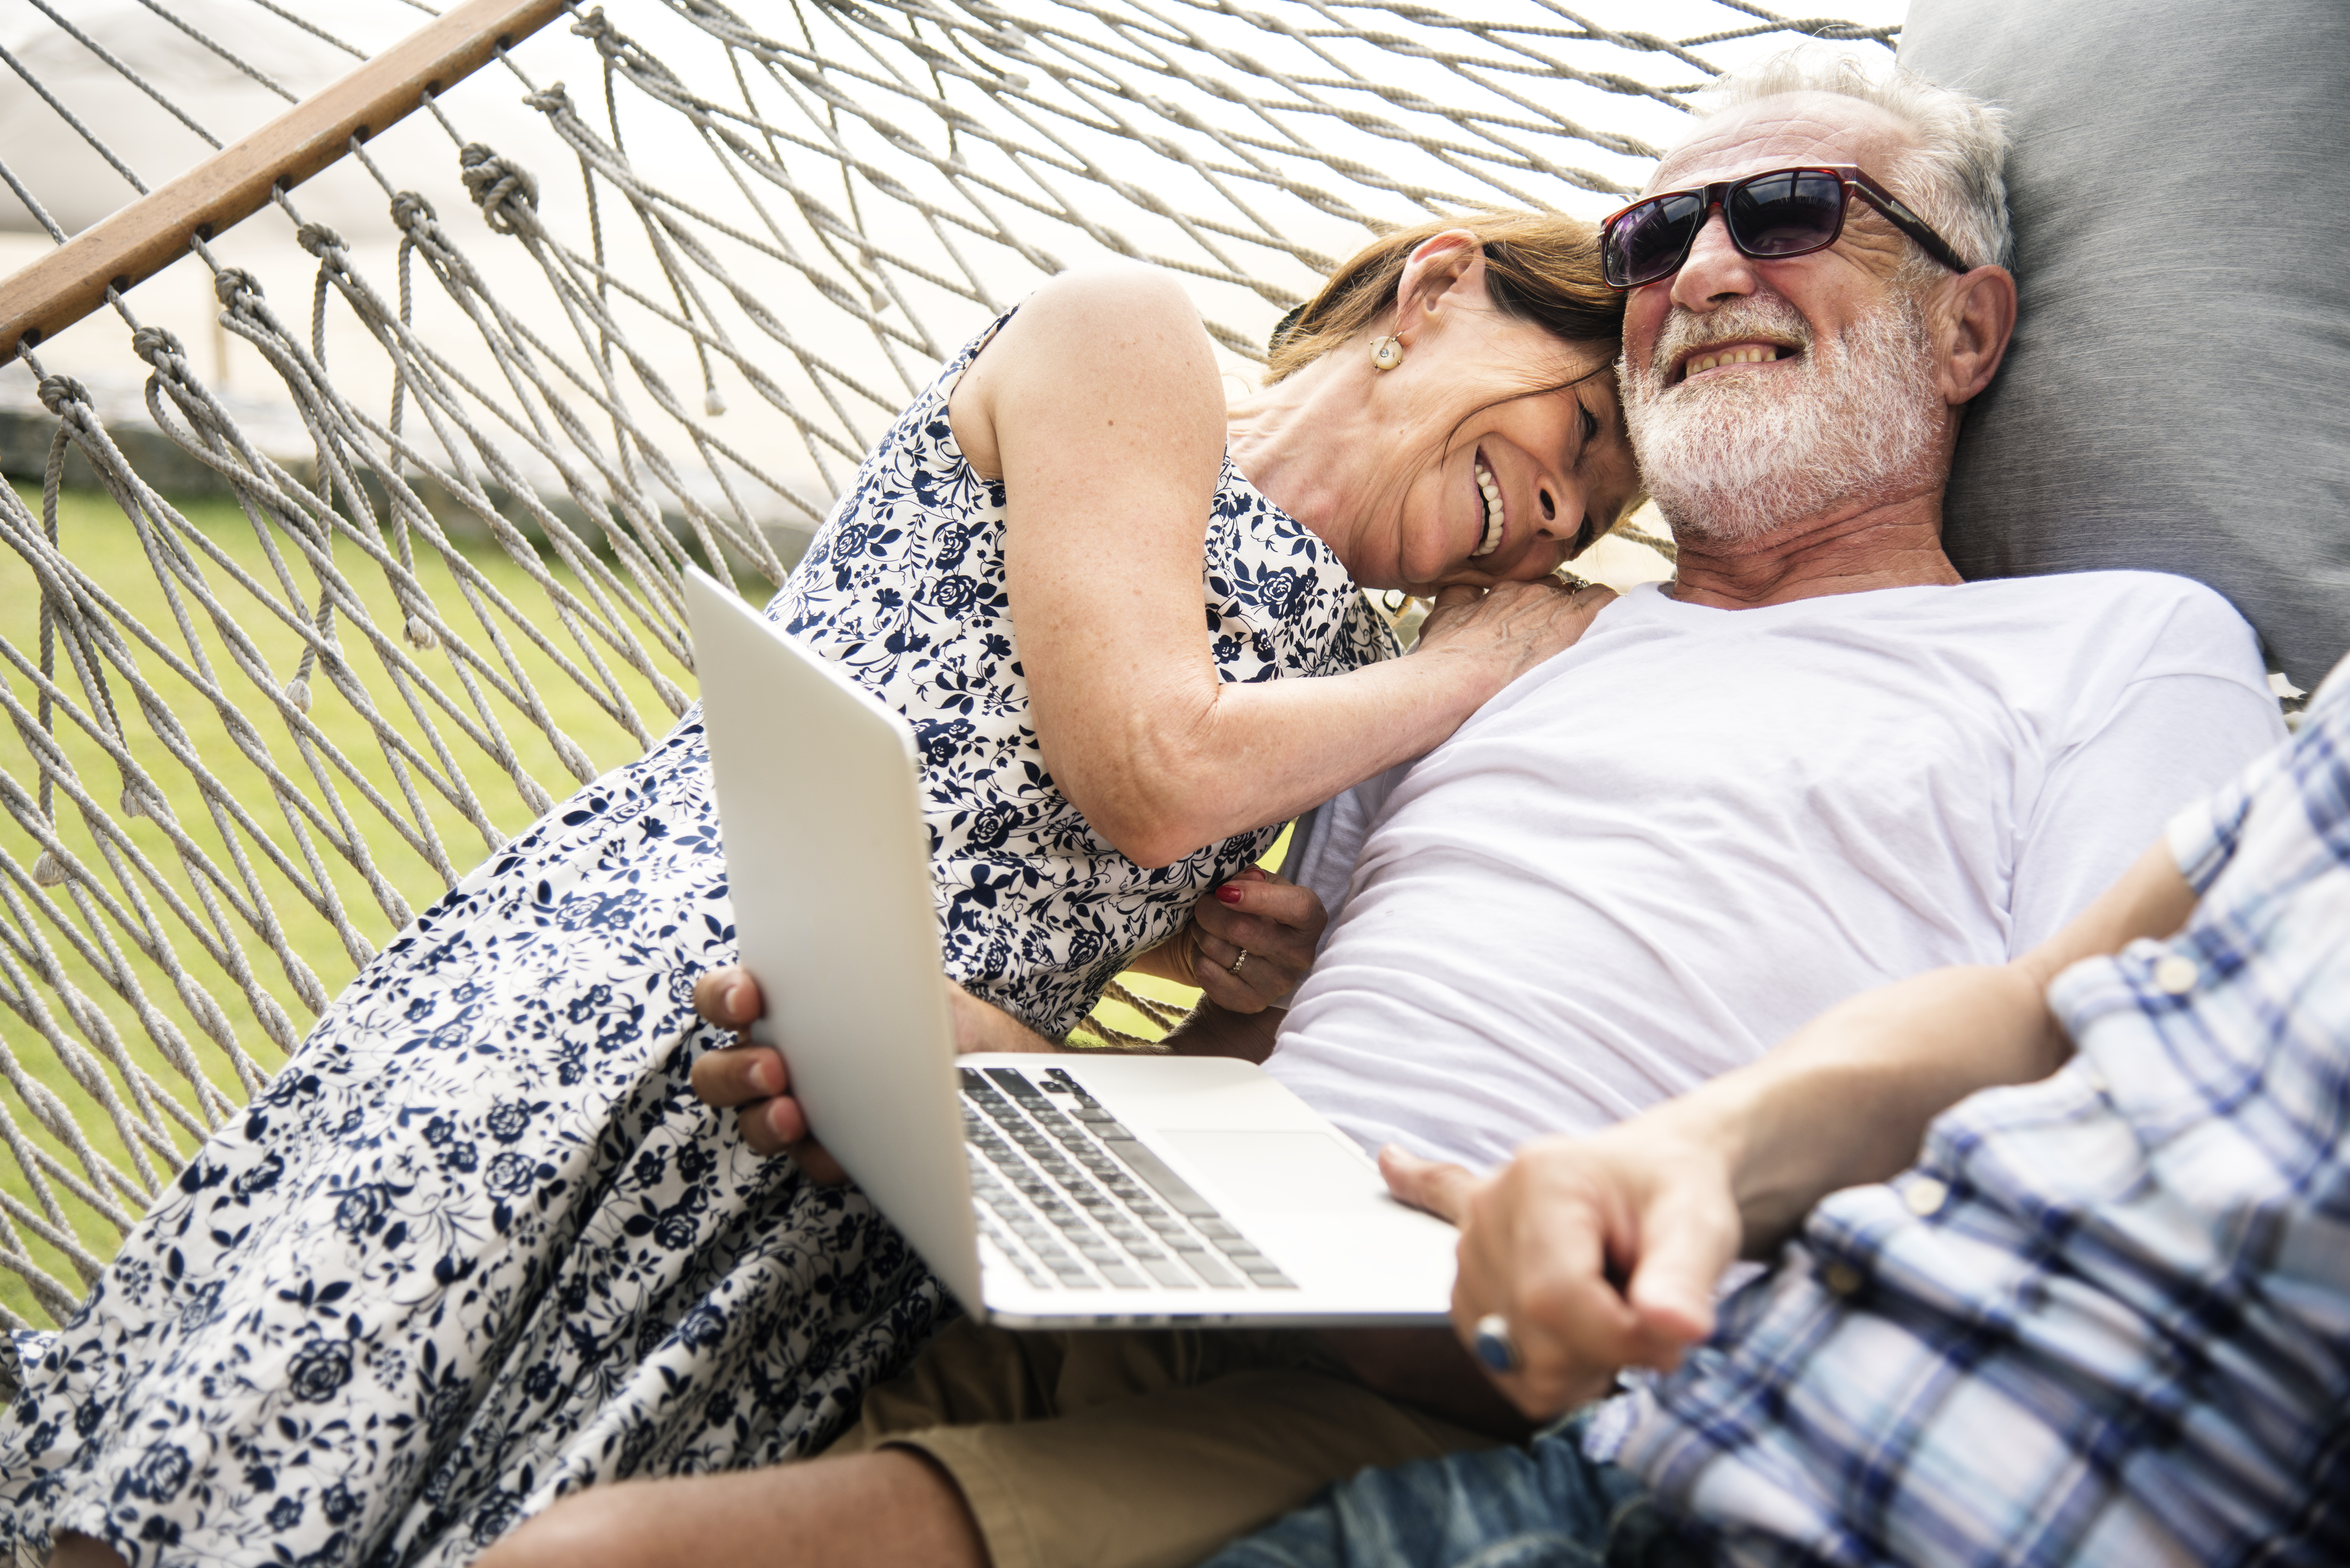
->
xmin=8 ymin=211 xmax=1637 ymax=1568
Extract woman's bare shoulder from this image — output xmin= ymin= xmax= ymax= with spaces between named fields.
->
xmin=955 ymin=263 xmax=1225 ymax=476
xmin=1017 ymin=260 xmax=1208 ymax=341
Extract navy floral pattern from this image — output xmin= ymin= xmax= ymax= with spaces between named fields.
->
xmin=0 ymin=308 xmax=1393 ymax=1567
xmin=0 ymin=730 xmax=943 ymax=1568
xmin=777 ymin=310 xmax=1396 ymax=1037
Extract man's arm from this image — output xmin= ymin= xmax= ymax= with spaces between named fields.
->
xmin=1388 ymin=838 xmax=2199 ymax=1418
xmin=1157 ymin=998 xmax=1283 ymax=1062
xmin=1686 ymin=836 xmax=2196 ymax=1249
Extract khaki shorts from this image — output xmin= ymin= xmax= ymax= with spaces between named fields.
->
xmin=823 ymin=1318 xmax=1502 ymax=1568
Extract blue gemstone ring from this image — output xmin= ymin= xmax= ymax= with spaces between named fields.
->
xmin=1472 ymin=1312 xmax=1520 ymax=1374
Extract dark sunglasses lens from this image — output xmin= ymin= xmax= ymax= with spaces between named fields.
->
xmin=1604 ymin=192 xmax=1703 ymax=286
xmin=1727 ymin=170 xmax=1845 ymax=258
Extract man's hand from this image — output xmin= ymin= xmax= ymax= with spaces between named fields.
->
xmin=689 ymin=968 xmax=1058 ymax=1179
xmin=1137 ymin=868 xmax=1325 ymax=1012
xmin=1379 ymin=1133 xmax=1739 ymax=1419
xmin=1367 ymin=841 xmax=2199 ymax=1423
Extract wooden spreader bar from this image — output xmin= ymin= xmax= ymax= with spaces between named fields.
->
xmin=0 ymin=0 xmax=570 ymax=367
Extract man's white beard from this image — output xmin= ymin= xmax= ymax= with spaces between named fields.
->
xmin=1622 ymin=294 xmax=1942 ymax=548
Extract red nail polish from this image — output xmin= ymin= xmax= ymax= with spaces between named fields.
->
xmin=1215 ymin=886 xmax=1243 ymax=904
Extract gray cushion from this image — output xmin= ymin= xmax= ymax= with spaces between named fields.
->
xmin=1900 ymin=0 xmax=2350 ymax=689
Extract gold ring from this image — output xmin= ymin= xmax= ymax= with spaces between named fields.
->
xmin=1231 ymin=948 xmax=1251 ymax=975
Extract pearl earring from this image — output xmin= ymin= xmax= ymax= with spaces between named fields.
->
xmin=1370 ymin=335 xmax=1403 ymax=371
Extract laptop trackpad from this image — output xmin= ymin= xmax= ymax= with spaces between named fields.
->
xmin=1161 ymin=1130 xmax=1386 ymax=1212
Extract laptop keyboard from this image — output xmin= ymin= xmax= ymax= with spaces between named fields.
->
xmin=961 ymin=1066 xmax=1298 ymax=1292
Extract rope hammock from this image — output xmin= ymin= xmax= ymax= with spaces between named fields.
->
xmin=0 ymin=0 xmax=1894 ymax=1332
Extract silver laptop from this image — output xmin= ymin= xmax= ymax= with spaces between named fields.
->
xmin=685 ymin=567 xmax=1457 ymax=1327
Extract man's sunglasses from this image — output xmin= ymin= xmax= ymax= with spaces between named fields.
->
xmin=1599 ymin=165 xmax=1971 ymax=290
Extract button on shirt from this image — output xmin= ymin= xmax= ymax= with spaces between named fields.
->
xmin=1612 ymin=682 xmax=2350 ymax=1565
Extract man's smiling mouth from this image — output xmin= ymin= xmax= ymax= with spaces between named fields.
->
xmin=1672 ymin=342 xmax=1796 ymax=385
xmin=1472 ymin=449 xmax=1504 ymax=559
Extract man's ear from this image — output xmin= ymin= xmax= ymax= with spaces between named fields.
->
xmin=1936 ymin=264 xmax=2017 ymax=406
xmin=1391 ymin=230 xmax=1489 ymax=349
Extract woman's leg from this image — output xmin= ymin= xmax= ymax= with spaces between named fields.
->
xmin=3 ymin=1004 xmax=950 ymax=1568
xmin=0 ymin=724 xmax=950 ymax=1567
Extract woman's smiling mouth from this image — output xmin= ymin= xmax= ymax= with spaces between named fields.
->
xmin=1472 ymin=449 xmax=1505 ymax=558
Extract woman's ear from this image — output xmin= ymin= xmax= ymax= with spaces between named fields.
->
xmin=1390 ymin=230 xmax=1488 ymax=349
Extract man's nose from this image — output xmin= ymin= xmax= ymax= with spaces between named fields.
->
xmin=1668 ymin=207 xmax=1758 ymax=312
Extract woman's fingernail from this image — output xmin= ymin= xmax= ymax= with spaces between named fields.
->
xmin=752 ymin=1057 xmax=779 ymax=1094
xmin=1215 ymin=886 xmax=1243 ymax=904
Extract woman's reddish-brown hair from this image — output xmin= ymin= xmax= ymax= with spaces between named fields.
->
xmin=1264 ymin=211 xmax=1624 ymax=382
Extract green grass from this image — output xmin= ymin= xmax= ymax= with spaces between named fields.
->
xmin=0 ymin=480 xmax=699 ymax=1327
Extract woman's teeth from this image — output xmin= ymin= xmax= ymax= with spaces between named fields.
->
xmin=1683 ymin=345 xmax=1782 ymax=378
xmin=1473 ymin=455 xmax=1503 ymax=558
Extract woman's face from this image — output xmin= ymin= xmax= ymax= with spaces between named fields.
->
xmin=1346 ymin=314 xmax=1639 ymax=596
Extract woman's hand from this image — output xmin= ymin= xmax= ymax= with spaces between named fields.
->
xmin=689 ymin=968 xmax=1056 ymax=1180
xmin=1411 ymin=578 xmax=1616 ymax=686
xmin=1134 ymin=868 xmax=1326 ymax=1012
xmin=689 ymin=968 xmax=845 ymax=1178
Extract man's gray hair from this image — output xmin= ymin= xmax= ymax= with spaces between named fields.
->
xmin=1703 ymin=50 xmax=2012 ymax=276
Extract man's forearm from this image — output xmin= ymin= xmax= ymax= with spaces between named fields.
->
xmin=1651 ymin=962 xmax=2062 ymax=1255
xmin=1650 ymin=839 xmax=2196 ymax=1256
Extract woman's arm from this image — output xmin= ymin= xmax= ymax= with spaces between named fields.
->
xmin=955 ymin=265 xmax=1606 ymax=868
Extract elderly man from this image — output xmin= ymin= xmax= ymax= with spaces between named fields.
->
xmin=1204 ymin=641 xmax=2350 ymax=1568
xmin=486 ymin=53 xmax=2285 ymax=1568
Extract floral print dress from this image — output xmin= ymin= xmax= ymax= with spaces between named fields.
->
xmin=0 ymin=309 xmax=1397 ymax=1567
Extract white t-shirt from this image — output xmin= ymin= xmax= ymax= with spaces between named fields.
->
xmin=1269 ymin=572 xmax=2285 ymax=1172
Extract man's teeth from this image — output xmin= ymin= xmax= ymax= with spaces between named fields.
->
xmin=1472 ymin=456 xmax=1503 ymax=558
xmin=1683 ymin=345 xmax=1783 ymax=377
